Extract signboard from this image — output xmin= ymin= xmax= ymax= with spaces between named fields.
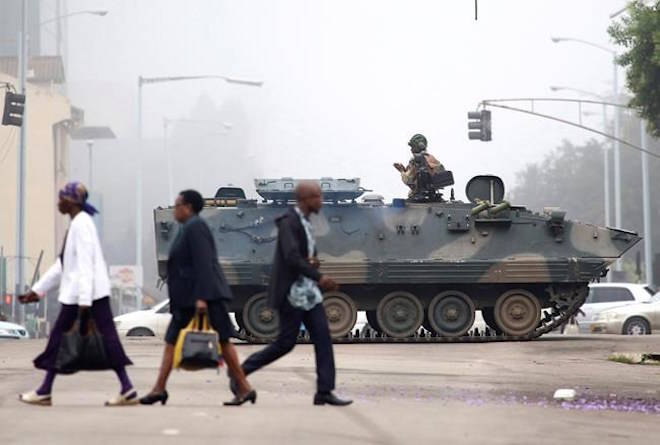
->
xmin=109 ymin=265 xmax=143 ymax=315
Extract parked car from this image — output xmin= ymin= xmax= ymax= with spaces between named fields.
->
xmin=114 ymin=299 xmax=172 ymax=337
xmin=0 ymin=321 xmax=30 ymax=339
xmin=576 ymin=283 xmax=654 ymax=333
xmin=591 ymin=291 xmax=660 ymax=335
xmin=114 ymin=299 xmax=239 ymax=337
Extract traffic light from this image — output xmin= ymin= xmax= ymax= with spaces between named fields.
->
xmin=2 ymin=91 xmax=26 ymax=127
xmin=2 ymin=294 xmax=11 ymax=317
xmin=467 ymin=109 xmax=491 ymax=141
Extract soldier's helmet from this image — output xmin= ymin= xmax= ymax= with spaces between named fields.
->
xmin=408 ymin=134 xmax=427 ymax=153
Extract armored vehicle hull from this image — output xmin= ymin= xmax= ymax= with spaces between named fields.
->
xmin=153 ymin=176 xmax=640 ymax=342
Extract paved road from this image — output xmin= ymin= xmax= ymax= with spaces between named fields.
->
xmin=1 ymin=335 xmax=660 ymax=444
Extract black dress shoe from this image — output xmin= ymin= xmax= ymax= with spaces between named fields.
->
xmin=224 ymin=389 xmax=257 ymax=406
xmin=139 ymin=390 xmax=169 ymax=405
xmin=314 ymin=392 xmax=353 ymax=406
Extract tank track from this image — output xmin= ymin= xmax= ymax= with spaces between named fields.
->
xmin=234 ymin=285 xmax=589 ymax=344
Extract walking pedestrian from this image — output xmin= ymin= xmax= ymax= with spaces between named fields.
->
xmin=139 ymin=189 xmax=255 ymax=406
xmin=18 ymin=182 xmax=137 ymax=406
xmin=232 ymin=181 xmax=352 ymax=406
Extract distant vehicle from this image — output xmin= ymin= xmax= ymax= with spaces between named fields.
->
xmin=114 ymin=299 xmax=172 ymax=337
xmin=577 ymin=283 xmax=654 ymax=333
xmin=114 ymin=299 xmax=238 ymax=337
xmin=591 ymin=291 xmax=660 ymax=335
xmin=0 ymin=321 xmax=30 ymax=339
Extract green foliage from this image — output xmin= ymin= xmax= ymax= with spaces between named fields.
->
xmin=609 ymin=1 xmax=660 ymax=137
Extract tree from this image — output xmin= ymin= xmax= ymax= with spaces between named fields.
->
xmin=511 ymin=139 xmax=607 ymax=226
xmin=608 ymin=1 xmax=660 ymax=136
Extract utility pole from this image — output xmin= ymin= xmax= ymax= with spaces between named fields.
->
xmin=136 ymin=77 xmax=143 ymax=275
xmin=14 ymin=0 xmax=28 ymax=320
xmin=640 ymin=120 xmax=653 ymax=283
xmin=612 ymin=56 xmax=622 ymax=271
xmin=136 ymin=74 xmax=262 ymax=274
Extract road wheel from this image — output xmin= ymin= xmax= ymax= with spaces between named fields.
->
xmin=127 ymin=327 xmax=155 ymax=337
xmin=494 ymin=289 xmax=541 ymax=337
xmin=376 ymin=291 xmax=423 ymax=338
xmin=323 ymin=292 xmax=357 ymax=339
xmin=242 ymin=292 xmax=279 ymax=340
xmin=622 ymin=317 xmax=651 ymax=335
xmin=482 ymin=307 xmax=503 ymax=335
xmin=427 ymin=291 xmax=475 ymax=337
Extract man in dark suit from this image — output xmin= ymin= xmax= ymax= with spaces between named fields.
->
xmin=234 ymin=181 xmax=352 ymax=406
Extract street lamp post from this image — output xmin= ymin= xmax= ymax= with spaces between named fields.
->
xmin=551 ymin=37 xmax=623 ymax=272
xmin=14 ymin=0 xmax=28 ymax=320
xmin=69 ymin=126 xmax=117 ymax=192
xmin=640 ymin=120 xmax=653 ymax=283
xmin=136 ymin=74 xmax=262 ymax=272
xmin=39 ymin=10 xmax=108 ymax=58
xmin=11 ymin=7 xmax=110 ymax=321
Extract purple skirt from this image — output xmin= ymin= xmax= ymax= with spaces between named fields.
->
xmin=34 ymin=296 xmax=132 ymax=372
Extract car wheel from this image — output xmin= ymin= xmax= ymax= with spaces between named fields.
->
xmin=622 ymin=317 xmax=651 ymax=335
xmin=127 ymin=327 xmax=155 ymax=337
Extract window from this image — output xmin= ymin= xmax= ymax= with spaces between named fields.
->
xmin=587 ymin=287 xmax=634 ymax=304
xmin=157 ymin=302 xmax=170 ymax=314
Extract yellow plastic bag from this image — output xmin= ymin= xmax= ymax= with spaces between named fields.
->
xmin=173 ymin=313 xmax=223 ymax=371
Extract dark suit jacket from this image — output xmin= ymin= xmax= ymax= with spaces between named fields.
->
xmin=267 ymin=207 xmax=322 ymax=309
xmin=167 ymin=215 xmax=233 ymax=309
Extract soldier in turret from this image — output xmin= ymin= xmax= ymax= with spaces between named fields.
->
xmin=393 ymin=133 xmax=445 ymax=200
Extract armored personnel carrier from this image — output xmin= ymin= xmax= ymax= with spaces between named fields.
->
xmin=153 ymin=173 xmax=640 ymax=343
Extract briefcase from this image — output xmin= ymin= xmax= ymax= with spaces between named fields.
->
xmin=174 ymin=313 xmax=222 ymax=371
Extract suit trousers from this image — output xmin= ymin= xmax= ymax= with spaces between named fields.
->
xmin=241 ymin=299 xmax=336 ymax=393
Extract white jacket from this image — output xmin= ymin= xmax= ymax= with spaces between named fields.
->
xmin=32 ymin=212 xmax=111 ymax=306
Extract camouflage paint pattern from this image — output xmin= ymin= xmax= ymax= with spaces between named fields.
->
xmin=153 ymin=176 xmax=640 ymax=320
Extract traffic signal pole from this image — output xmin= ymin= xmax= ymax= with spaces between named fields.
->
xmin=473 ymin=99 xmax=659 ymax=160
xmin=469 ymin=97 xmax=657 ymax=283
xmin=14 ymin=0 xmax=28 ymax=319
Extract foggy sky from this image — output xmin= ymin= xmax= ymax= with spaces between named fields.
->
xmin=37 ymin=0 xmax=638 ymax=289
xmin=53 ymin=0 xmax=630 ymax=197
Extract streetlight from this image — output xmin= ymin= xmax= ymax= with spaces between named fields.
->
xmin=162 ymin=118 xmax=232 ymax=202
xmin=549 ymin=86 xmax=611 ymax=230
xmin=40 ymin=10 xmax=108 ymax=61
xmin=639 ymin=120 xmax=653 ymax=283
xmin=39 ymin=10 xmax=108 ymax=26
xmin=69 ymin=126 xmax=116 ymax=191
xmin=12 ymin=5 xmax=109 ymax=319
xmin=551 ymin=36 xmax=623 ymax=273
xmin=135 ymin=74 xmax=262 ymax=272
xmin=609 ymin=0 xmax=655 ymax=289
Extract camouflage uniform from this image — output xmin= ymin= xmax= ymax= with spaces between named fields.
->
xmin=399 ymin=134 xmax=445 ymax=198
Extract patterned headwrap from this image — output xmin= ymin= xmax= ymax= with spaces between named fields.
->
xmin=58 ymin=181 xmax=98 ymax=215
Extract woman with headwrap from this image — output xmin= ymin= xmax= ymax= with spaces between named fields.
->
xmin=17 ymin=182 xmax=137 ymax=406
